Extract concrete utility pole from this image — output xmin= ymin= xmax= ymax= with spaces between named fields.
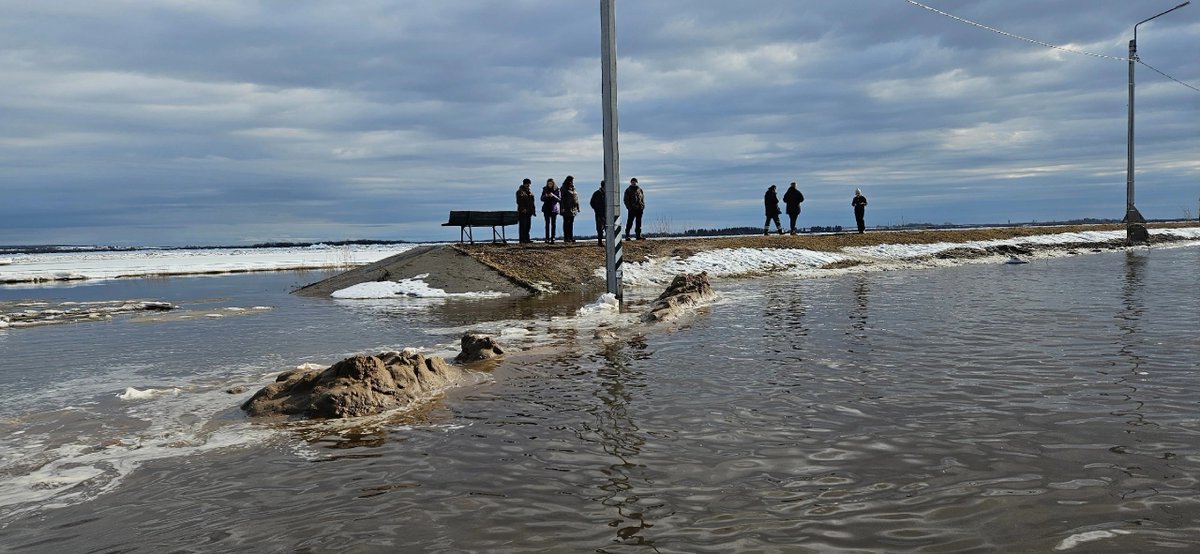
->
xmin=600 ymin=0 xmax=623 ymax=299
xmin=1125 ymin=1 xmax=1190 ymax=244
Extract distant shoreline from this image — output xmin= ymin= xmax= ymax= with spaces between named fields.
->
xmin=451 ymin=222 xmax=1198 ymax=293
xmin=3 ymin=223 xmax=1198 ymax=291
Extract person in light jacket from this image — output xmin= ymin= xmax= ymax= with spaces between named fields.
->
xmin=516 ymin=179 xmax=536 ymax=243
xmin=623 ymin=178 xmax=645 ymax=240
xmin=852 ymin=188 xmax=868 ymax=234
xmin=541 ymin=178 xmax=561 ymax=243
xmin=763 ymin=185 xmax=784 ymax=235
xmin=782 ymin=182 xmax=805 ymax=235
xmin=590 ymin=181 xmax=607 ymax=246
xmin=560 ymin=175 xmax=581 ymax=243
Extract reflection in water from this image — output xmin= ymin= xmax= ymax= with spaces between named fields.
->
xmin=587 ymin=335 xmax=658 ymax=550
xmin=1113 ymin=250 xmax=1149 ymax=428
xmin=762 ymin=279 xmax=808 ymax=360
xmin=847 ymin=275 xmax=870 ymax=352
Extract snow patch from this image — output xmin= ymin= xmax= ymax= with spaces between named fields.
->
xmin=331 ymin=274 xmax=508 ymax=299
xmin=117 ymin=387 xmax=181 ymax=401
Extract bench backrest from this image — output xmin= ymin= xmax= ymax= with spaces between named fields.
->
xmin=446 ymin=210 xmax=519 ymax=226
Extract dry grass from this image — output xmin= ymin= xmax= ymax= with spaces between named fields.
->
xmin=457 ymin=222 xmax=1190 ymax=292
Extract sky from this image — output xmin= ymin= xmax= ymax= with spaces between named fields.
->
xmin=1 ymin=0 xmax=1197 ymax=246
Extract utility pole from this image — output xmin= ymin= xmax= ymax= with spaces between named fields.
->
xmin=1125 ymin=1 xmax=1190 ymax=244
xmin=600 ymin=0 xmax=623 ymax=299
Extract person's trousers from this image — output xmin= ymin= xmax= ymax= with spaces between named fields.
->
xmin=595 ymin=215 xmax=605 ymax=243
xmin=562 ymin=215 xmax=575 ymax=242
xmin=855 ymin=208 xmax=866 ymax=233
xmin=788 ymin=213 xmax=799 ymax=232
xmin=544 ymin=213 xmax=557 ymax=241
xmin=764 ymin=214 xmax=781 ymax=230
xmin=625 ymin=210 xmax=643 ymax=239
xmin=518 ymin=214 xmax=532 ymax=242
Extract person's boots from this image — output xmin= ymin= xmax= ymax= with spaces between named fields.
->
xmin=777 ymin=227 xmax=784 ymax=235
xmin=763 ymin=227 xmax=769 ymax=236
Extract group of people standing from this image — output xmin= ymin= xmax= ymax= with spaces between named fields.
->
xmin=517 ymin=177 xmax=645 ymax=244
xmin=517 ymin=177 xmax=869 ymax=244
xmin=763 ymin=183 xmax=869 ymax=235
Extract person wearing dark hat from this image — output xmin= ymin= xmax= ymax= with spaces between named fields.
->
xmin=763 ymin=184 xmax=784 ymax=235
xmin=623 ymin=177 xmax=645 ymax=240
xmin=516 ymin=178 xmax=535 ymax=243
xmin=783 ymin=182 xmax=805 ymax=235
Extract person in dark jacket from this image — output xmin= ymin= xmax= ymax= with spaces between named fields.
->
xmin=763 ymin=185 xmax=784 ymax=235
xmin=623 ymin=178 xmax=645 ymax=240
xmin=541 ymin=178 xmax=561 ymax=243
xmin=516 ymin=178 xmax=535 ymax=243
xmin=852 ymin=188 xmax=868 ymax=233
xmin=559 ymin=176 xmax=581 ymax=243
xmin=782 ymin=182 xmax=805 ymax=235
xmin=590 ymin=181 xmax=606 ymax=246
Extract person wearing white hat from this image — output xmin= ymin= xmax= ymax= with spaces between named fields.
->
xmin=852 ymin=188 xmax=868 ymax=234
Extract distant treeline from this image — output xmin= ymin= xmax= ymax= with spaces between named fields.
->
xmin=678 ymin=218 xmax=1134 ymax=237
xmin=682 ymin=225 xmax=845 ymax=236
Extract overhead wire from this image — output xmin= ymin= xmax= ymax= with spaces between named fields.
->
xmin=905 ymin=0 xmax=1200 ymax=93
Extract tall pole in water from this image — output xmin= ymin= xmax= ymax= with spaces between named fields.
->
xmin=1125 ymin=1 xmax=1189 ymax=244
xmin=601 ymin=0 xmax=623 ymax=299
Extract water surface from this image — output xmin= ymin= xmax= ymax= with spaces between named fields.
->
xmin=1 ymin=247 xmax=1198 ymax=552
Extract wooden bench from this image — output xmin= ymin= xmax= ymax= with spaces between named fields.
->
xmin=442 ymin=210 xmax=520 ymax=244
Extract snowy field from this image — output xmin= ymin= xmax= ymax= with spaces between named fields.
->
xmin=0 ymin=244 xmax=419 ymax=285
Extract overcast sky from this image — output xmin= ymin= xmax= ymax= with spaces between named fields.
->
xmin=2 ymin=1 xmax=1197 ymax=246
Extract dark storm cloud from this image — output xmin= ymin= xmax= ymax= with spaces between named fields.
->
xmin=0 ymin=0 xmax=1196 ymax=245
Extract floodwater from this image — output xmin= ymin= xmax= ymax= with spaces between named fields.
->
xmin=1 ymin=247 xmax=1198 ymax=552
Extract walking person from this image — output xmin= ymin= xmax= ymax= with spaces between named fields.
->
xmin=623 ymin=177 xmax=644 ymax=240
xmin=852 ymin=188 xmax=868 ymax=234
xmin=541 ymin=178 xmax=561 ymax=243
xmin=591 ymin=180 xmax=607 ymax=246
xmin=560 ymin=176 xmax=580 ymax=243
xmin=783 ymin=182 xmax=805 ymax=235
xmin=763 ymin=185 xmax=784 ymax=235
xmin=516 ymin=178 xmax=535 ymax=243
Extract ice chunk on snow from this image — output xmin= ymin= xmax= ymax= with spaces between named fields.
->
xmin=578 ymin=293 xmax=620 ymax=316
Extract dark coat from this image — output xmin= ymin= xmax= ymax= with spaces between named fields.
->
xmin=852 ymin=194 xmax=867 ymax=213
xmin=764 ymin=188 xmax=781 ymax=217
xmin=783 ymin=186 xmax=804 ymax=215
xmin=516 ymin=185 xmax=536 ymax=215
xmin=590 ymin=187 xmax=606 ymax=216
xmin=560 ymin=185 xmax=580 ymax=216
xmin=623 ymin=184 xmax=644 ymax=213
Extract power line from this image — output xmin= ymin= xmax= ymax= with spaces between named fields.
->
xmin=906 ymin=0 xmax=1200 ymax=93
xmin=905 ymin=0 xmax=1128 ymax=61
xmin=1139 ymin=59 xmax=1200 ymax=92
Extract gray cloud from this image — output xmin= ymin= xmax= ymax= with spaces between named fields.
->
xmin=1 ymin=0 xmax=1196 ymax=245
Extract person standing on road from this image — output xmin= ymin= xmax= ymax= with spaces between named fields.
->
xmin=560 ymin=176 xmax=580 ymax=243
xmin=852 ymin=188 xmax=868 ymax=234
xmin=783 ymin=182 xmax=805 ymax=235
xmin=590 ymin=180 xmax=607 ymax=246
xmin=516 ymin=178 xmax=535 ymax=243
xmin=623 ymin=177 xmax=645 ymax=240
xmin=541 ymin=178 xmax=561 ymax=243
xmin=763 ymin=185 xmax=784 ymax=235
